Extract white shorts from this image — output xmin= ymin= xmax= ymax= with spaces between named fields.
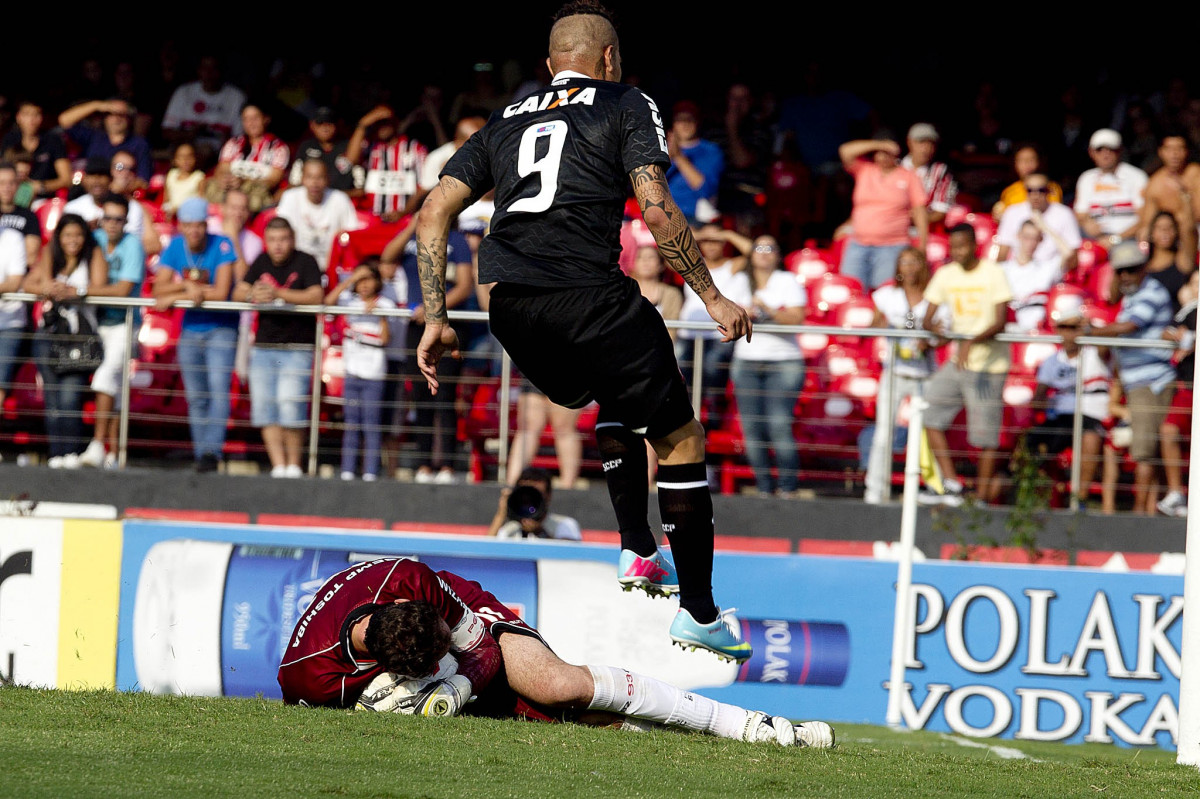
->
xmin=91 ymin=323 xmax=129 ymax=404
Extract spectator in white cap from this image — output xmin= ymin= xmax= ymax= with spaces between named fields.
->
xmin=902 ymin=122 xmax=958 ymax=228
xmin=1073 ymin=128 xmax=1148 ymax=245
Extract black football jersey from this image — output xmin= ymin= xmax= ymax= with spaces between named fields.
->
xmin=442 ymin=74 xmax=671 ymax=287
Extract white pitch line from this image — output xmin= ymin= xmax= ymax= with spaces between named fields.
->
xmin=939 ymin=733 xmax=1040 ymax=761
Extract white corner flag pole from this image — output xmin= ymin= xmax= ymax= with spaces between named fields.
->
xmin=886 ymin=396 xmax=926 ymax=728
xmin=1175 ymin=372 xmax=1200 ymax=766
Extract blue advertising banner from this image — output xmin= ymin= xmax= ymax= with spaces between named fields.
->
xmin=114 ymin=521 xmax=1181 ymax=749
xmin=897 ymin=563 xmax=1181 ymax=749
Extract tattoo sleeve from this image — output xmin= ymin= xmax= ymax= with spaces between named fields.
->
xmin=416 ymin=176 xmax=477 ymax=323
xmin=416 ymin=234 xmax=448 ymax=322
xmin=630 ymin=164 xmax=714 ymax=298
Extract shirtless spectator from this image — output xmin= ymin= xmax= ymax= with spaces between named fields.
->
xmin=1138 ymin=131 xmax=1200 ymax=242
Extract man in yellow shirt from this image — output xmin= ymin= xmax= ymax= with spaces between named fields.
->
xmin=918 ymin=223 xmax=1014 ymax=505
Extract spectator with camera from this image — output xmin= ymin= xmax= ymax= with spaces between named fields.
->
xmin=487 ymin=466 xmax=582 ymax=541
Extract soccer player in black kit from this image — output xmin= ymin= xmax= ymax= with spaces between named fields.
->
xmin=415 ymin=1 xmax=754 ymax=662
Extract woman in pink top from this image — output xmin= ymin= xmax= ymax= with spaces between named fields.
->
xmin=837 ymin=135 xmax=929 ymax=291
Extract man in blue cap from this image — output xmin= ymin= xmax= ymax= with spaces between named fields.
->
xmin=153 ymin=196 xmax=240 ymax=472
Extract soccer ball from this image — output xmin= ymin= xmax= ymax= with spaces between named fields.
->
xmin=355 ymin=653 xmax=460 ymax=714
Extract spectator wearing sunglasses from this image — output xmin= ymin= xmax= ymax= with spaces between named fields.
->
xmin=992 ymin=144 xmax=1062 ymax=222
xmin=78 ymin=193 xmax=145 ymax=469
xmin=1086 ymin=239 xmax=1177 ymax=514
xmin=994 ymin=172 xmax=1082 ymax=272
xmin=725 ymin=235 xmax=807 ymax=497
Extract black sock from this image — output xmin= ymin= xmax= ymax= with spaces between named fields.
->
xmin=656 ymin=461 xmax=718 ymax=623
xmin=595 ymin=422 xmax=657 ymax=557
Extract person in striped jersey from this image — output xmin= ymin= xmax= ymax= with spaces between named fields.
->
xmin=348 ymin=105 xmax=428 ymax=224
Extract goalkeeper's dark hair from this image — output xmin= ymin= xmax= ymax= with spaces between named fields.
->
xmin=552 ymin=0 xmax=616 ymax=27
xmin=364 ymin=601 xmax=451 ymax=678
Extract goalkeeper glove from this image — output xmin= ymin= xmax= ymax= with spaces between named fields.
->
xmin=413 ymin=674 xmax=473 ymax=717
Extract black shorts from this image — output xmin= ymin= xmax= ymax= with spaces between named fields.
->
xmin=488 ymin=278 xmax=693 ymax=437
xmin=1024 ymin=414 xmax=1106 ymax=457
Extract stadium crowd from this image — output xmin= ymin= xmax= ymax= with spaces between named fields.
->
xmin=0 ymin=44 xmax=1195 ymax=516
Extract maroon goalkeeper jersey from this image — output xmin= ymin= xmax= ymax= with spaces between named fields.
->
xmin=277 ymin=557 xmax=507 ymax=708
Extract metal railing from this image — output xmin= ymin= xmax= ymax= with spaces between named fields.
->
xmin=0 ymin=292 xmax=1183 ymax=509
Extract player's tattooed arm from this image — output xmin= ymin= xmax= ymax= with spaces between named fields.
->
xmin=630 ymin=164 xmax=714 ymax=299
xmin=416 ymin=235 xmax=448 ymax=322
xmin=416 ymin=176 xmax=477 ymax=323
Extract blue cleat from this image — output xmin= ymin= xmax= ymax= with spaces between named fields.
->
xmin=668 ymin=607 xmax=752 ymax=663
xmin=617 ymin=549 xmax=680 ymax=598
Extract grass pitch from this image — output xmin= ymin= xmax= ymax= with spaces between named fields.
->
xmin=1 ymin=686 xmax=1195 ymax=798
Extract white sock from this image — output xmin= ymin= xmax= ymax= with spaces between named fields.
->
xmin=586 ymin=665 xmax=753 ymax=740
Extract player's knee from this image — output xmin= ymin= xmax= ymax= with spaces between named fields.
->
xmin=650 ymin=417 xmax=705 ymax=463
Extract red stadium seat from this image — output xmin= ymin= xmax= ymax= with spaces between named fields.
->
xmin=34 ymin=197 xmax=66 ymax=243
xmin=1000 ymin=373 xmax=1040 ymax=451
xmin=943 ymin=204 xmax=972 ymax=229
xmin=822 ymin=343 xmax=864 ymax=380
xmin=830 ymin=294 xmax=879 ymax=356
xmin=1086 ymin=262 xmax=1116 ymax=309
xmin=247 ymin=206 xmax=278 ymax=240
xmin=136 ymin=310 xmax=182 ymax=362
xmin=783 ymin=247 xmax=832 ymax=285
xmin=1042 ymin=283 xmax=1092 ymax=330
xmin=827 ymin=371 xmax=881 ymax=423
xmin=827 ymin=236 xmax=848 ymax=271
xmin=795 ymin=367 xmax=866 ymax=464
xmin=963 ymin=212 xmax=997 ymax=256
xmin=1010 ymin=335 xmax=1058 ymax=377
xmin=1068 ymin=239 xmax=1108 ymax=287
xmin=833 ymin=294 xmax=877 ymax=330
xmin=797 ymin=330 xmax=831 ymax=363
xmin=764 ymin=158 xmax=813 ymax=248
xmin=924 ymin=231 xmax=951 ymax=268
xmin=320 ymin=345 xmax=345 ymax=401
xmin=325 ymin=217 xmax=410 ymax=289
xmin=806 ymin=272 xmax=864 ymax=325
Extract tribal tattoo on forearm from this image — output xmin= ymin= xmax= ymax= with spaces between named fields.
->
xmin=630 ymin=165 xmax=714 ymax=297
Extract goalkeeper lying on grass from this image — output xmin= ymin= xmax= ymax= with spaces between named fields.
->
xmin=277 ymin=557 xmax=833 ymax=748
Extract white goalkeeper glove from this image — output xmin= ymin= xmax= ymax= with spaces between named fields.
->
xmin=355 ymin=654 xmax=472 ymax=716
xmin=412 ymin=674 xmax=472 ymax=717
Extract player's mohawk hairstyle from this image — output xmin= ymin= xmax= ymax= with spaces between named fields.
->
xmin=552 ymin=0 xmax=616 ymax=27
xmin=364 ymin=601 xmax=452 ymax=679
